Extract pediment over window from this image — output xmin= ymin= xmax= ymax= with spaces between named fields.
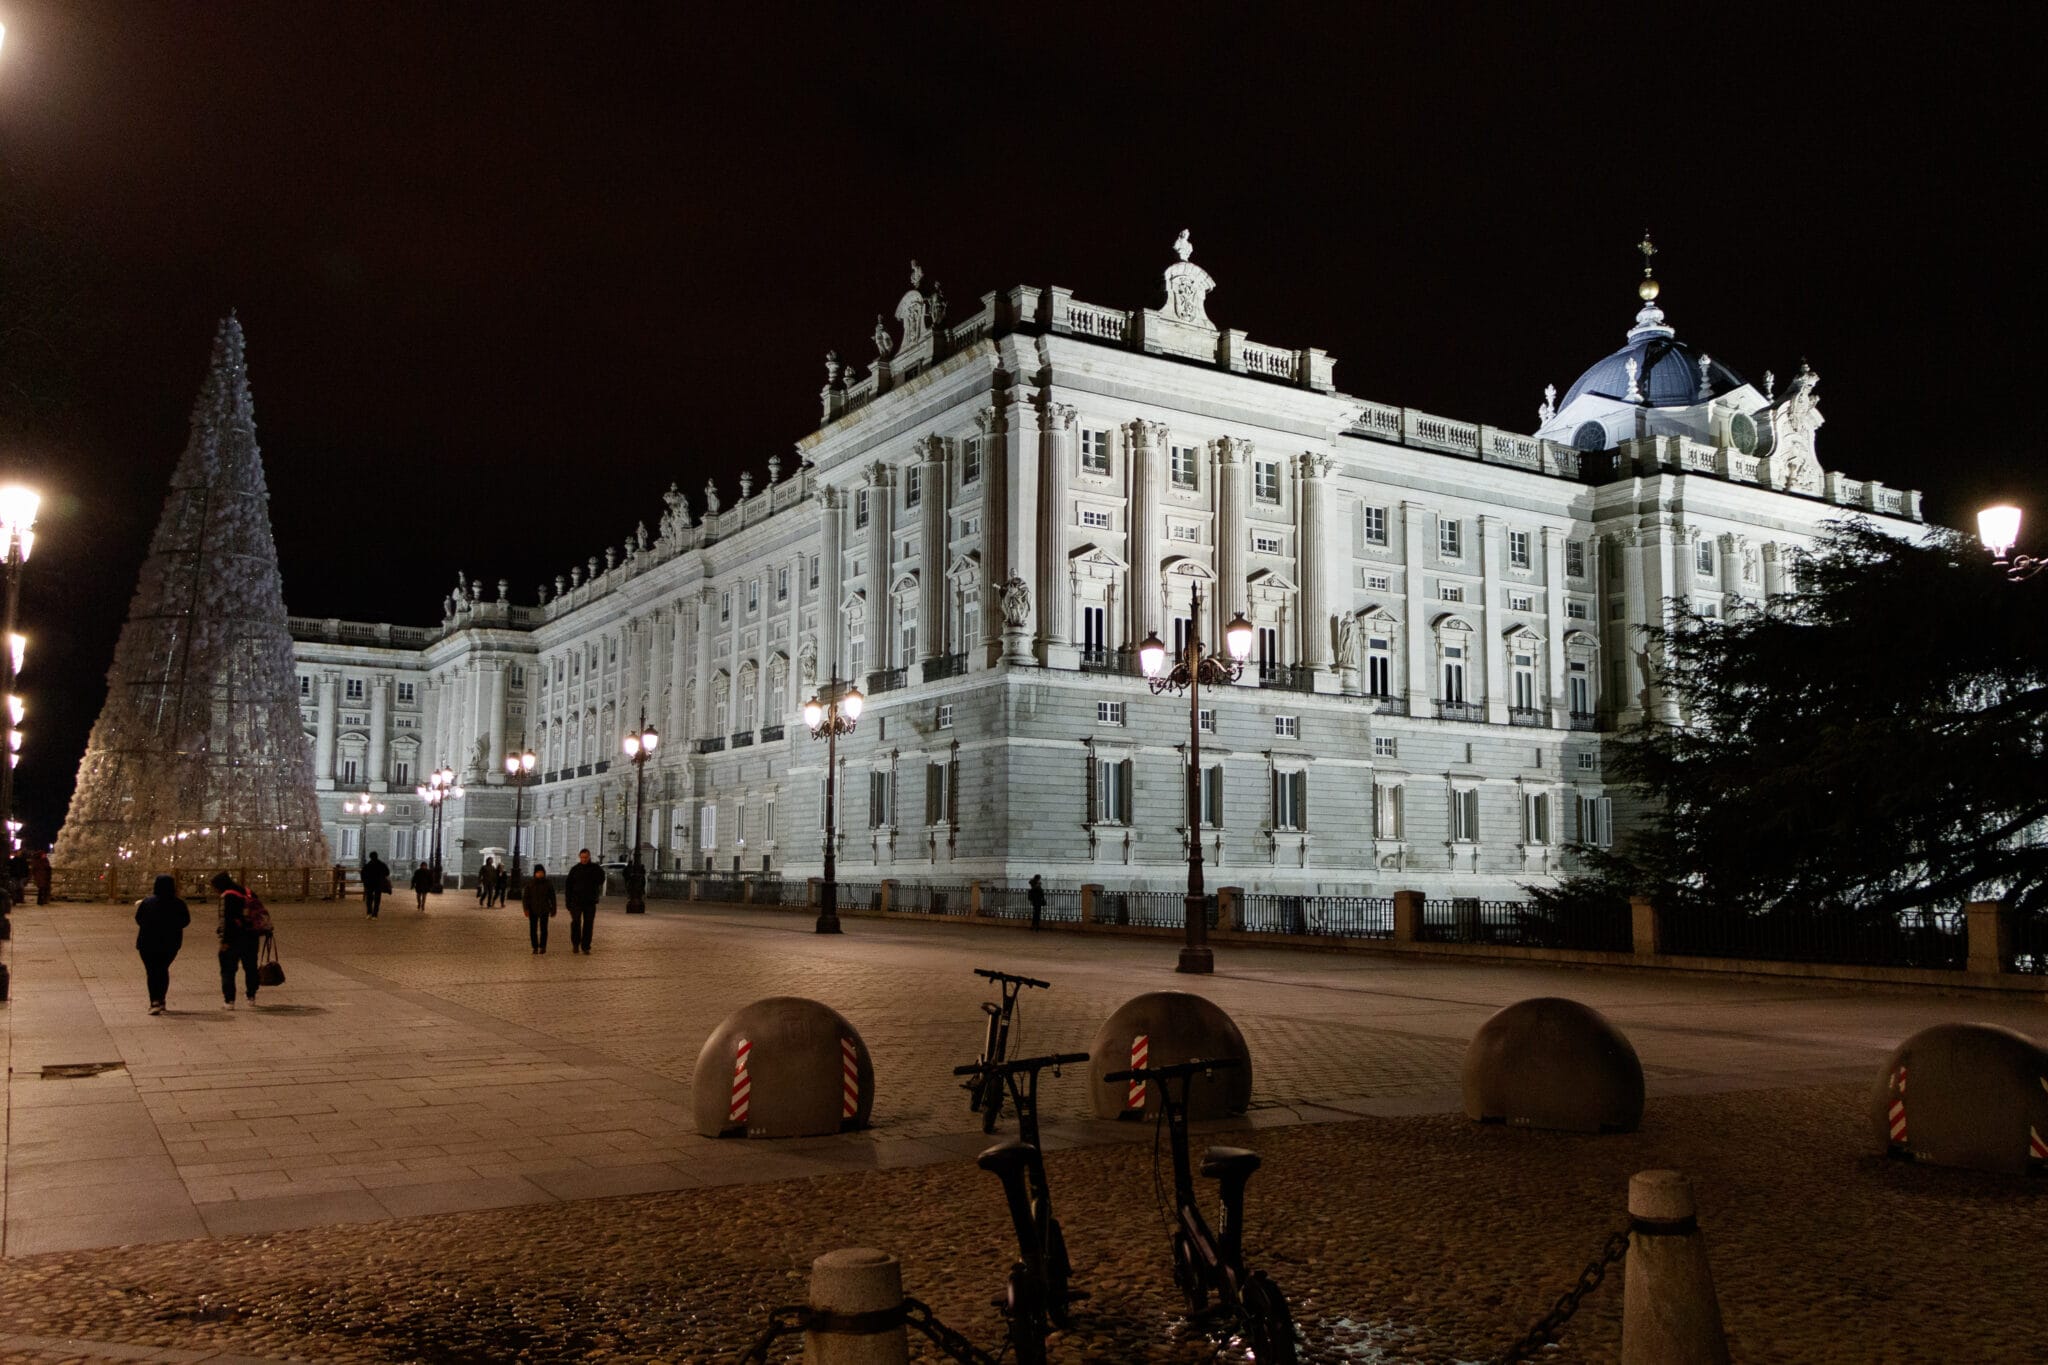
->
xmin=1357 ymin=604 xmax=1399 ymax=632
xmin=840 ymin=588 xmax=867 ymax=613
xmin=1069 ymin=542 xmax=1128 ymax=571
xmin=946 ymin=551 xmax=981 ymax=581
xmin=890 ymin=572 xmax=919 ymax=599
xmin=1503 ymin=625 xmax=1544 ymax=647
xmin=1246 ymin=568 xmax=1298 ymax=594
xmin=1563 ymin=629 xmax=1599 ymax=653
xmin=1432 ymin=613 xmax=1474 ymax=633
xmin=1162 ymin=555 xmax=1215 ymax=580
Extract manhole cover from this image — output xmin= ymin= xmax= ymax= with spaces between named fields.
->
xmin=41 ymin=1061 xmax=127 ymax=1080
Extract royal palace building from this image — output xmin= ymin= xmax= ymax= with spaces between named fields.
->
xmin=289 ymin=237 xmax=1922 ymax=895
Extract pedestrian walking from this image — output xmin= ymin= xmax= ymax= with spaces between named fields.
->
xmin=522 ymin=863 xmax=556 ymax=954
xmin=211 ymin=871 xmax=261 ymax=1008
xmin=1027 ymin=874 xmax=1046 ymax=931
xmin=410 ymin=862 xmax=433 ymax=910
xmin=30 ymin=851 xmax=52 ymax=905
xmin=361 ymin=852 xmax=390 ymax=918
xmin=564 ymin=847 xmax=604 ymax=954
xmin=134 ymin=874 xmax=190 ymax=1014
xmin=492 ymin=866 xmax=511 ymax=906
xmin=477 ymin=858 xmax=498 ymax=905
xmin=331 ymin=862 xmax=347 ymax=899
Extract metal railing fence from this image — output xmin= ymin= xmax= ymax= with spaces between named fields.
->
xmin=1657 ymin=904 xmax=1967 ymax=971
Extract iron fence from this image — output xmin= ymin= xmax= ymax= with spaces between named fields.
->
xmin=829 ymin=880 xmax=884 ymax=912
xmin=888 ymin=881 xmax=975 ymax=916
xmin=1094 ymin=889 xmax=1217 ymax=929
xmin=1418 ymin=898 xmax=1632 ymax=952
xmin=979 ymin=883 xmax=1082 ymax=923
xmin=1239 ymin=893 xmax=1395 ymax=938
xmin=2011 ymin=911 xmax=2048 ymax=974
xmin=1657 ymin=904 xmax=1967 ymax=970
xmin=696 ymin=877 xmax=746 ymax=904
xmin=749 ymin=878 xmax=810 ymax=908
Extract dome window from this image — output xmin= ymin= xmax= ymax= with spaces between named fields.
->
xmin=1572 ymin=421 xmax=1608 ymax=453
xmin=1729 ymin=412 xmax=1758 ymax=455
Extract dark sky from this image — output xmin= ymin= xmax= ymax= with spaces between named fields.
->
xmin=1 ymin=2 xmax=2041 ymax=843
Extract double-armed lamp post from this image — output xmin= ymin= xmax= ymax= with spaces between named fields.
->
xmin=1138 ymin=581 xmax=1254 ymax=974
xmin=1979 ymin=505 xmax=2044 ymax=582
xmin=341 ymin=791 xmax=384 ymax=867
xmin=621 ymin=714 xmax=659 ymax=913
xmin=503 ymin=744 xmax=536 ymax=881
xmin=802 ymin=677 xmax=865 ymax=935
xmin=0 ymin=485 xmax=39 ymax=853
xmin=415 ymin=767 xmax=463 ymax=889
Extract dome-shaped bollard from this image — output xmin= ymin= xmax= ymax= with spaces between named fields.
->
xmin=692 ymin=996 xmax=875 ymax=1138
xmin=1462 ymin=996 xmax=1644 ymax=1133
xmin=1087 ymin=990 xmax=1251 ymax=1120
xmin=1870 ymin=1022 xmax=2048 ymax=1175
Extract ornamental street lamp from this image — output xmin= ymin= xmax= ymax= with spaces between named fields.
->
xmin=1138 ymin=581 xmax=1254 ymax=974
xmin=342 ymin=791 xmax=385 ymax=868
xmin=415 ymin=766 xmax=463 ymax=890
xmin=1978 ymin=504 xmax=2045 ymax=582
xmin=803 ymin=676 xmax=865 ymax=934
xmin=0 ymin=485 xmax=38 ymax=850
xmin=621 ymin=714 xmax=659 ymax=913
xmin=504 ymin=742 xmax=537 ymax=882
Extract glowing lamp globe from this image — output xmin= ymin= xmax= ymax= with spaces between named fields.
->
xmin=1978 ymin=505 xmax=2022 ymax=559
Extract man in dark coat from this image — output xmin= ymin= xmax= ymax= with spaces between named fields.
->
xmin=564 ymin=848 xmax=604 ymax=954
xmin=211 ymin=871 xmax=261 ymax=1008
xmin=410 ymin=862 xmax=434 ymax=910
xmin=477 ymin=858 xmax=497 ymax=905
xmin=135 ymin=874 xmax=190 ymax=1014
xmin=1028 ymin=874 xmax=1046 ymax=932
xmin=361 ymin=853 xmax=390 ymax=918
xmin=522 ymin=863 xmax=557 ymax=953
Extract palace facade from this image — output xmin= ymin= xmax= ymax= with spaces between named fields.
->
xmin=289 ymin=239 xmax=1921 ymax=895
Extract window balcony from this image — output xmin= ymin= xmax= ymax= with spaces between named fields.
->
xmin=922 ymin=652 xmax=968 ymax=683
xmin=576 ymin=762 xmax=593 ymax=777
xmin=1259 ymin=663 xmax=1316 ymax=694
xmin=594 ymin=760 xmax=610 ymax=774
xmin=1508 ymin=706 xmax=1546 ymax=728
xmin=759 ymin=724 xmax=785 ymax=744
xmin=1078 ymin=645 xmax=1133 ymax=677
xmin=1568 ymin=710 xmax=1600 ymax=732
xmin=869 ymin=666 xmax=908 ymax=695
xmin=1368 ymin=694 xmax=1404 ymax=715
xmin=1435 ymin=700 xmax=1485 ymax=723
xmin=696 ymin=737 xmax=725 ymax=754
xmin=730 ymin=731 xmax=755 ymax=749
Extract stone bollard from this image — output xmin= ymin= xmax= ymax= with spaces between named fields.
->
xmin=807 ymin=1247 xmax=909 ymax=1365
xmin=1621 ymin=1170 xmax=1729 ymax=1365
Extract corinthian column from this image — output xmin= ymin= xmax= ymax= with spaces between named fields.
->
xmin=693 ymin=586 xmax=716 ymax=738
xmin=668 ymin=607 xmax=689 ymax=741
xmin=1038 ymin=398 xmax=1075 ymax=667
xmin=1297 ymin=451 xmax=1333 ymax=673
xmin=1127 ymin=419 xmax=1164 ymax=650
xmin=316 ymin=671 xmax=339 ymax=788
xmin=918 ymin=436 xmax=948 ymax=662
xmin=1215 ymin=437 xmax=1251 ymax=627
xmin=866 ymin=465 xmax=893 ymax=673
xmin=368 ymin=675 xmax=390 ymax=789
xmin=819 ymin=487 xmax=843 ymax=676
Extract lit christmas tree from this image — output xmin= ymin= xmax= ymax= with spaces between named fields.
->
xmin=54 ymin=316 xmax=329 ymax=883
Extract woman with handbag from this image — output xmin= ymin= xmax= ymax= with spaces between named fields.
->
xmin=522 ymin=863 xmax=556 ymax=954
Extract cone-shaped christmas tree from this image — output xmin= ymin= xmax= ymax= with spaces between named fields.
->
xmin=54 ymin=316 xmax=329 ymax=878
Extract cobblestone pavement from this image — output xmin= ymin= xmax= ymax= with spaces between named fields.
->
xmin=2 ymin=896 xmax=2042 ymax=1361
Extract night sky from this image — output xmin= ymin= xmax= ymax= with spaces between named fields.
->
xmin=0 ymin=2 xmax=2040 ymax=844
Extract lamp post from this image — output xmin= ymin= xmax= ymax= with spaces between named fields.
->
xmin=1978 ymin=505 xmax=2045 ymax=582
xmin=415 ymin=766 xmax=463 ymax=890
xmin=1138 ymin=581 xmax=1254 ymax=974
xmin=621 ymin=713 xmax=659 ymax=913
xmin=503 ymin=743 xmax=537 ymax=882
xmin=802 ymin=675 xmax=865 ymax=934
xmin=0 ymin=485 xmax=39 ymax=853
xmin=342 ymin=791 xmax=385 ymax=868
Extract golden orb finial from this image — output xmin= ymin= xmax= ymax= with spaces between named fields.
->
xmin=1638 ymin=275 xmax=1661 ymax=301
xmin=1636 ymin=229 xmax=1660 ymax=300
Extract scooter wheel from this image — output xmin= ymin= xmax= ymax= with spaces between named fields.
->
xmin=1006 ymin=1265 xmax=1049 ymax=1365
xmin=1242 ymin=1271 xmax=1298 ymax=1365
xmin=1045 ymin=1218 xmax=1075 ymax=1326
xmin=1171 ymin=1230 xmax=1209 ymax=1315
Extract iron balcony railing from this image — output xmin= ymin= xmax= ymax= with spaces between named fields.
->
xmin=730 ymin=732 xmax=754 ymax=748
xmin=696 ymin=737 xmax=725 ymax=754
xmin=922 ymin=652 xmax=968 ymax=683
xmin=1368 ymin=693 xmax=1403 ymax=715
xmin=758 ymin=724 xmax=785 ymax=743
xmin=869 ymin=667 xmax=908 ymax=695
xmin=1509 ymin=706 xmax=1546 ymax=728
xmin=1568 ymin=711 xmax=1600 ymax=731
xmin=1436 ymin=699 xmax=1485 ymax=722
xmin=1258 ymin=663 xmax=1316 ymax=693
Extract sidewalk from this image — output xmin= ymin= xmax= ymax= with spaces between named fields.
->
xmin=4 ymin=894 xmax=2037 ymax=1258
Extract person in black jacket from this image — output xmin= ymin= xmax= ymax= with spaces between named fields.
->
xmin=564 ymin=848 xmax=605 ymax=954
xmin=211 ymin=871 xmax=261 ymax=1009
xmin=361 ymin=853 xmax=390 ymax=918
xmin=522 ymin=863 xmax=557 ymax=954
xmin=135 ymin=874 xmax=191 ymax=1014
xmin=410 ymin=862 xmax=434 ymax=910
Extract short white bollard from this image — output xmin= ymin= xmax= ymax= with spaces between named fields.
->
xmin=1621 ymin=1170 xmax=1730 ymax=1365
xmin=805 ymin=1247 xmax=909 ymax=1365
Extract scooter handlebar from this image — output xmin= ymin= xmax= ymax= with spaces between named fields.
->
xmin=1103 ymin=1057 xmax=1243 ymax=1083
xmin=953 ymin=1050 xmax=1091 ymax=1077
xmin=973 ymin=967 xmax=1051 ymax=989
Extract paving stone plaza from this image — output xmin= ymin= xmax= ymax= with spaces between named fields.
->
xmin=1 ymin=897 xmax=2043 ymax=1363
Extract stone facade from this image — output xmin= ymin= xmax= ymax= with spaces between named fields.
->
xmin=289 ymin=242 xmax=1922 ymax=894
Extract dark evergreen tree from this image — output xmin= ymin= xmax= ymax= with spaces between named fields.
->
xmin=1535 ymin=520 xmax=2047 ymax=931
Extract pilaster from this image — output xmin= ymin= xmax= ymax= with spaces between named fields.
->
xmin=1479 ymin=515 xmax=1508 ymax=725
xmin=1037 ymin=397 xmax=1075 ymax=665
xmin=1127 ymin=420 xmax=1165 ymax=649
xmin=918 ymin=436 xmax=948 ymax=661
xmin=316 ymin=671 xmax=339 ymax=789
xmin=1298 ymin=451 xmax=1333 ymax=673
xmin=819 ymin=487 xmax=844 ymax=678
xmin=1400 ymin=502 xmax=1431 ymax=718
xmin=1542 ymin=528 xmax=1568 ymax=725
xmin=368 ymin=675 xmax=390 ymax=790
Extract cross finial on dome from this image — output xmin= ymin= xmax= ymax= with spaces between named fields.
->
xmin=1636 ymin=230 xmax=1660 ymax=302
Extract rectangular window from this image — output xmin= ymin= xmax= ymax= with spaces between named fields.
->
xmin=341 ymin=756 xmax=359 ymax=784
xmin=962 ymin=438 xmax=981 ymax=485
xmin=1452 ymin=787 xmax=1481 ymax=842
xmin=1097 ymin=700 xmax=1124 ymax=726
xmin=905 ymin=467 xmax=922 ymax=508
xmin=931 ymin=703 xmax=955 ymax=734
xmin=1696 ymin=539 xmax=1716 ymax=576
xmin=1566 ymin=539 xmax=1587 ymax=578
xmin=1171 ymin=444 xmax=1199 ymax=489
xmin=1274 ymin=715 xmax=1298 ymax=739
xmin=1577 ymin=751 xmax=1596 ymax=772
xmin=1081 ymin=604 xmax=1108 ymax=655
xmin=509 ymin=668 xmax=524 ymax=689
xmin=1199 ymin=765 xmax=1224 ymax=826
xmin=1253 ymin=460 xmax=1281 ymax=502
xmin=809 ymin=556 xmax=820 ymax=590
xmin=1365 ymin=572 xmax=1391 ymax=592
xmin=1374 ymin=784 xmax=1404 ymax=839
xmin=926 ymin=763 xmax=949 ymax=824
xmin=1513 ymin=652 xmax=1537 ymax=710
xmin=1373 ymin=736 xmax=1397 ymax=758
xmin=1509 ymin=529 xmax=1532 ymax=570
xmin=338 ymin=825 xmax=359 ymax=860
xmin=1367 ymin=638 xmax=1392 ymax=697
xmin=958 ymin=515 xmax=980 ymax=538
xmin=720 ymin=591 xmax=731 ymax=622
xmin=1082 ymin=508 xmax=1111 ymax=530
xmin=869 ymin=770 xmax=892 ymax=828
xmin=299 ymin=675 xmax=311 ymax=697
xmin=1608 ymin=598 xmax=1625 ymax=620
xmin=1257 ymin=625 xmax=1280 ymax=677
xmin=1170 ymin=522 xmax=1201 ymax=542
xmin=736 ymin=802 xmax=748 ymax=846
xmin=1080 ymin=428 xmax=1111 ymax=473
xmin=1439 ymin=518 xmax=1463 ymax=558
xmin=1198 ymin=707 xmax=1215 ymax=734
xmin=1525 ymin=791 xmax=1551 ymax=844
xmin=765 ymin=798 xmax=776 ymax=844
xmin=1094 ymin=756 xmax=1132 ymax=824
xmin=701 ymin=804 xmax=717 ymax=849
xmin=1578 ymin=794 xmax=1613 ymax=847
xmin=1442 ymin=646 xmax=1466 ymax=704
xmin=900 ymin=616 xmax=918 ymax=667
xmin=1253 ymin=532 xmax=1282 ymax=554
xmin=1566 ymin=600 xmax=1589 ymax=620
xmin=1363 ymin=505 xmax=1388 ymax=546
xmin=855 ymin=489 xmax=871 ymax=528
xmin=777 ymin=568 xmax=789 ymax=602
xmin=748 ymin=580 xmax=760 ymax=612
xmin=1440 ymin=584 xmax=1464 ymax=603
xmin=1272 ymin=770 xmax=1307 ymax=831
xmin=394 ymin=760 xmax=411 ymax=787
xmin=1508 ymin=591 xmax=1534 ymax=611
xmin=345 ymin=678 xmax=364 ymax=701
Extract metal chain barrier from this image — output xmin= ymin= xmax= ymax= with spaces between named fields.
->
xmin=734 ymin=1296 xmax=1000 ymax=1365
xmin=904 ymin=1295 xmax=1005 ymax=1365
xmin=1493 ymin=1225 xmax=1632 ymax=1364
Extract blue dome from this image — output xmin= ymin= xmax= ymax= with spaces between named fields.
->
xmin=1561 ymin=333 xmax=1750 ymax=409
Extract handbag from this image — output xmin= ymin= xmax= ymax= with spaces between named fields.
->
xmin=258 ymin=934 xmax=286 ymax=987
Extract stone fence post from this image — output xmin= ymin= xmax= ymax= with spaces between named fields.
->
xmin=1392 ymin=889 xmax=1422 ymax=946
xmin=1081 ymin=883 xmax=1102 ymax=924
xmin=741 ymin=879 xmax=756 ymax=905
xmin=807 ymin=1247 xmax=909 ymax=1364
xmin=1630 ymin=895 xmax=1661 ymax=958
xmin=1217 ymin=885 xmax=1242 ymax=932
xmin=879 ymin=878 xmax=896 ymax=913
xmin=1621 ymin=1170 xmax=1729 ymax=1364
xmin=969 ymin=880 xmax=983 ymax=916
xmin=1965 ymin=899 xmax=2011 ymax=975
